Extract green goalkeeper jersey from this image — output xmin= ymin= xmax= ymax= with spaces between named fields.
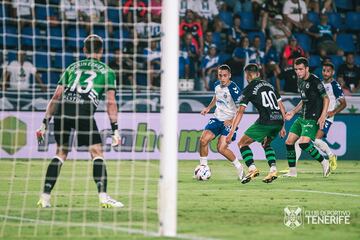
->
xmin=56 ymin=58 xmax=117 ymax=117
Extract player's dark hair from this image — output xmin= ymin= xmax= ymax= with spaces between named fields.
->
xmin=84 ymin=34 xmax=103 ymax=54
xmin=218 ymin=64 xmax=231 ymax=74
xmin=322 ymin=62 xmax=335 ymax=70
xmin=294 ymin=57 xmax=309 ymax=67
xmin=244 ymin=63 xmax=259 ymax=73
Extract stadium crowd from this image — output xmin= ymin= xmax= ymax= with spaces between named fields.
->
xmin=1 ymin=0 xmax=360 ymax=94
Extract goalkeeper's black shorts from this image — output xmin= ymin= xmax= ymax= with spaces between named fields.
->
xmin=54 ymin=115 xmax=102 ymax=148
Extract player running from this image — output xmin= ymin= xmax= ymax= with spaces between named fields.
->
xmin=198 ymin=64 xmax=244 ymax=180
xmin=226 ymin=63 xmax=287 ymax=184
xmin=283 ymin=57 xmax=330 ymax=177
xmin=36 ymin=34 xmax=123 ymax=208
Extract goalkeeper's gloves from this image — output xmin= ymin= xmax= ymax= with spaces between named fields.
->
xmin=36 ymin=118 xmax=50 ymax=144
xmin=111 ymin=122 xmax=121 ymax=147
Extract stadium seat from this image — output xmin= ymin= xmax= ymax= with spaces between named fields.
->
xmin=7 ymin=51 xmax=17 ymax=62
xmin=248 ymin=31 xmax=265 ymax=50
xmin=345 ymin=12 xmax=360 ymax=32
xmin=66 ymin=27 xmax=87 ymax=49
xmin=219 ymin=11 xmax=233 ymax=29
xmin=219 ymin=53 xmax=231 ymax=64
xmin=212 ymin=32 xmax=222 ymax=49
xmin=50 ymin=27 xmax=63 ymax=50
xmin=93 ymin=26 xmax=107 ymax=39
xmin=35 ymin=27 xmax=47 ymax=49
xmin=334 ymin=0 xmax=353 ymax=11
xmin=21 ymin=27 xmax=34 ymax=48
xmin=309 ymin=55 xmax=321 ymax=68
xmin=355 ymin=55 xmax=360 ymax=66
xmin=239 ymin=12 xmax=257 ymax=31
xmin=50 ymin=71 xmax=61 ymax=84
xmin=329 ymin=55 xmax=344 ymax=71
xmin=4 ymin=25 xmax=18 ymax=49
xmin=336 ymin=33 xmax=356 ymax=53
xmin=35 ymin=52 xmax=49 ymax=68
xmin=35 ymin=5 xmax=47 ymax=20
xmin=307 ymin=11 xmax=320 ymax=25
xmin=107 ymin=8 xmax=121 ymax=23
xmin=326 ymin=12 xmax=344 ymax=30
xmin=294 ymin=33 xmax=312 ymax=53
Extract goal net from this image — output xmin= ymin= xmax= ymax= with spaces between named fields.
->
xmin=0 ymin=0 xmax=177 ymax=238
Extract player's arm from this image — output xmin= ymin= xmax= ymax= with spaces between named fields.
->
xmin=226 ymin=105 xmax=246 ymax=144
xmin=36 ymin=85 xmax=64 ymax=144
xmin=328 ymin=98 xmax=347 ymax=117
xmin=278 ymin=100 xmax=287 ymax=138
xmin=285 ymin=100 xmax=303 ymax=120
xmin=200 ymin=95 xmax=216 ymax=115
xmin=106 ymin=89 xmax=121 ymax=146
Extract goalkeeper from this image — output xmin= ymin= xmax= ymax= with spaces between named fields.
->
xmin=36 ymin=34 xmax=123 ymax=208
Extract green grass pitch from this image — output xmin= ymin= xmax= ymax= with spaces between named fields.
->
xmin=0 ymin=159 xmax=359 ymax=240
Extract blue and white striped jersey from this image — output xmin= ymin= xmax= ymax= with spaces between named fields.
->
xmin=323 ymin=79 xmax=344 ymax=122
xmin=213 ymin=81 xmax=242 ymax=121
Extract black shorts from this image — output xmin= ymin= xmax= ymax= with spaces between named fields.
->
xmin=54 ymin=115 xmax=102 ymax=148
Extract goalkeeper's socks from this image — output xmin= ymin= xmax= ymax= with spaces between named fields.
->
xmin=240 ymin=146 xmax=254 ymax=167
xmin=93 ymin=157 xmax=108 ymax=193
xmin=264 ymin=145 xmax=276 ymax=167
xmin=43 ymin=156 xmax=63 ymax=194
xmin=199 ymin=157 xmax=208 ymax=166
xmin=299 ymin=142 xmax=324 ymax=162
xmin=286 ymin=144 xmax=296 ymax=167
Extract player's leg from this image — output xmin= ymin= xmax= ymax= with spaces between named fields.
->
xmin=297 ymin=120 xmax=330 ymax=177
xmin=83 ymin=118 xmax=124 ymax=208
xmin=282 ymin=118 xmax=301 ymax=177
xmin=314 ymin=120 xmax=337 ymax=170
xmin=237 ymin=132 xmax=258 ymax=184
xmin=217 ymin=135 xmax=244 ymax=180
xmin=199 ymin=118 xmax=219 ymax=166
xmin=38 ymin=117 xmax=70 ymax=208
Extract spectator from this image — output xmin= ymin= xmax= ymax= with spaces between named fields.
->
xmin=201 ymin=44 xmax=220 ymax=90
xmin=278 ymin=66 xmax=298 ymax=93
xmin=122 ymin=0 xmax=147 ymax=23
xmin=3 ymin=51 xmax=46 ymax=92
xmin=179 ymin=9 xmax=204 ymax=56
xmin=306 ymin=14 xmax=341 ymax=58
xmin=179 ymin=50 xmax=190 ymax=79
xmin=181 ymin=33 xmax=198 ymax=79
xmin=305 ymin=0 xmax=333 ymax=14
xmin=143 ymin=40 xmax=162 ymax=88
xmin=264 ymin=38 xmax=281 ymax=90
xmin=227 ymin=14 xmax=247 ymax=53
xmin=269 ymin=14 xmax=291 ymax=54
xmin=179 ymin=0 xmax=195 ymax=18
xmin=260 ymin=0 xmax=283 ymax=32
xmin=60 ymin=0 xmax=78 ymax=23
xmin=11 ymin=0 xmax=34 ymax=28
xmin=150 ymin=0 xmax=162 ymax=22
xmin=282 ymin=36 xmax=305 ymax=67
xmin=227 ymin=36 xmax=250 ymax=78
xmin=337 ymin=53 xmax=360 ymax=93
xmin=192 ymin=0 xmax=219 ymax=32
xmin=203 ymin=30 xmax=216 ymax=56
xmin=248 ymin=35 xmax=265 ymax=77
xmin=226 ymin=0 xmax=252 ymax=13
xmin=283 ymin=0 xmax=311 ymax=31
xmin=109 ymin=48 xmax=134 ymax=89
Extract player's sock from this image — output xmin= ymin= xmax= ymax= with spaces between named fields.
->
xmin=240 ymin=146 xmax=254 ymax=167
xmin=264 ymin=146 xmax=276 ymax=168
xmin=295 ymin=141 xmax=302 ymax=161
xmin=299 ymin=142 xmax=324 ymax=162
xmin=314 ymin=138 xmax=333 ymax=156
xmin=93 ymin=157 xmax=108 ymax=193
xmin=231 ymin=158 xmax=242 ymax=170
xmin=43 ymin=156 xmax=63 ymax=194
xmin=199 ymin=157 xmax=208 ymax=166
xmin=286 ymin=144 xmax=296 ymax=167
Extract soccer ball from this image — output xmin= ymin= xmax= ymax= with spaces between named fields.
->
xmin=194 ymin=165 xmax=211 ymax=181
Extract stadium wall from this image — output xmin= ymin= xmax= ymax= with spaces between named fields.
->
xmin=0 ymin=112 xmax=358 ymax=160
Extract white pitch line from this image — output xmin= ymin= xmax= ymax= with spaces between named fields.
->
xmin=291 ymin=189 xmax=360 ymax=197
xmin=0 ymin=215 xmax=219 ymax=240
